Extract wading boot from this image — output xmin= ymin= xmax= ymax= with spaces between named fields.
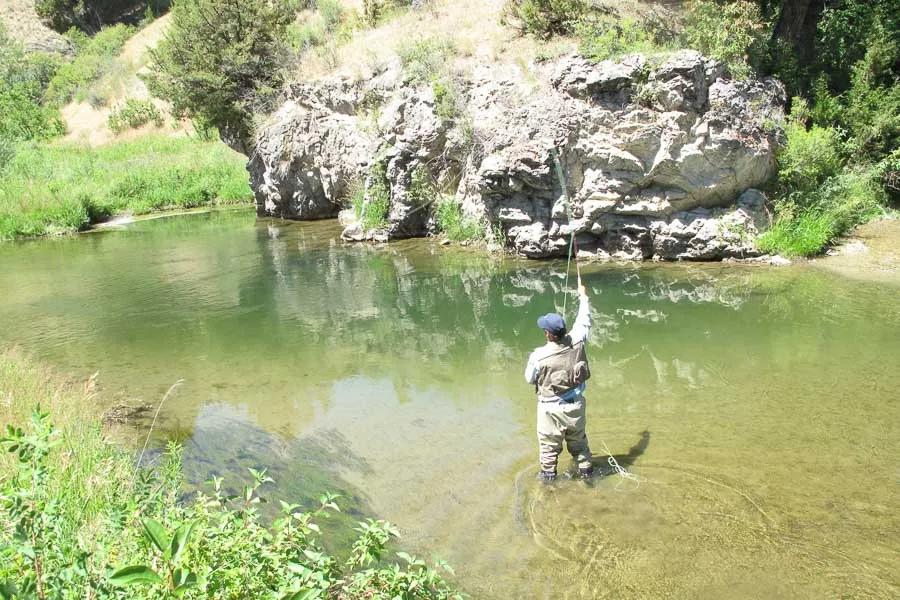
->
xmin=538 ymin=470 xmax=557 ymax=484
xmin=578 ymin=466 xmax=594 ymax=479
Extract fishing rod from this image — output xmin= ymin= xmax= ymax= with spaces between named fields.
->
xmin=549 ymin=146 xmax=641 ymax=491
xmin=549 ymin=147 xmax=581 ymax=315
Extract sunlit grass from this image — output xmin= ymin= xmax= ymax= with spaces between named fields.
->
xmin=0 ymin=135 xmax=251 ymax=240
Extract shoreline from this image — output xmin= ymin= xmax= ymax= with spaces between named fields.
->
xmin=9 ymin=208 xmax=900 ymax=285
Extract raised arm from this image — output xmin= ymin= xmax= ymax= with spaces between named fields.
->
xmin=524 ymin=352 xmax=538 ymax=384
xmin=567 ymin=284 xmax=592 ymax=345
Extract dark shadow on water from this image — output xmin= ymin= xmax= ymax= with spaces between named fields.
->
xmin=590 ymin=429 xmax=650 ymax=476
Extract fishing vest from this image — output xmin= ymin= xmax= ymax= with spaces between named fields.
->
xmin=534 ymin=337 xmax=591 ymax=400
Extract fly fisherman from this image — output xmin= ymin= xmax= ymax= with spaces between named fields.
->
xmin=525 ymin=281 xmax=593 ymax=482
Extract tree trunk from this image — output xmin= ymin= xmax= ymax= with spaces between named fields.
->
xmin=772 ymin=0 xmax=826 ymax=68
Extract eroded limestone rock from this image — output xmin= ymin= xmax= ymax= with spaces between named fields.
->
xmin=251 ymin=51 xmax=785 ymax=260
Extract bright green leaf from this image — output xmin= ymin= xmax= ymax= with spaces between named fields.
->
xmin=109 ymin=565 xmax=163 ymax=586
xmin=141 ymin=518 xmax=170 ymax=556
xmin=170 ymin=522 xmax=194 ymax=564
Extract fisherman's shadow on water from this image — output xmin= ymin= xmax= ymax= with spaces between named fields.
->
xmin=563 ymin=429 xmax=651 ymax=485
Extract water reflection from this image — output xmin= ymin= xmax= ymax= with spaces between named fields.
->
xmin=0 ymin=212 xmax=898 ymax=599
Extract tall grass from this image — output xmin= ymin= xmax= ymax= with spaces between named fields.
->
xmin=0 ymin=136 xmax=252 ymax=241
xmin=0 ymin=352 xmax=462 ymax=598
xmin=435 ymin=197 xmax=483 ymax=242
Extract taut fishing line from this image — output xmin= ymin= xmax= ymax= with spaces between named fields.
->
xmin=549 ymin=146 xmax=642 ymax=492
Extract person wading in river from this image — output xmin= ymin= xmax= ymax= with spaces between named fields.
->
xmin=525 ymin=281 xmax=593 ymax=482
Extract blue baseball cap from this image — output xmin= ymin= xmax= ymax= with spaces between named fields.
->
xmin=537 ymin=313 xmax=566 ymax=336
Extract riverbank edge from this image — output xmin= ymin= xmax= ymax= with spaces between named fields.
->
xmin=0 ymin=350 xmax=464 ymax=598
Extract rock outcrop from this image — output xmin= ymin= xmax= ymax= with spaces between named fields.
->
xmin=251 ymin=51 xmax=786 ymax=260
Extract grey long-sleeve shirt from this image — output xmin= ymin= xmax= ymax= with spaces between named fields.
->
xmin=524 ymin=294 xmax=592 ymax=387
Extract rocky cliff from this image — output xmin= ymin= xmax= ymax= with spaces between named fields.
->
xmin=250 ymin=50 xmax=786 ymax=260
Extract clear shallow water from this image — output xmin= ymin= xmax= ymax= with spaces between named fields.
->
xmin=0 ymin=210 xmax=897 ymax=598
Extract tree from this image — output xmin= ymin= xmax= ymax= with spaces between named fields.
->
xmin=35 ymin=1 xmax=169 ymax=33
xmin=145 ymin=0 xmax=293 ymax=153
xmin=768 ymin=0 xmax=825 ymax=80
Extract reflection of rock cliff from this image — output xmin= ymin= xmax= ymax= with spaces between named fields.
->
xmin=251 ymin=51 xmax=785 ymax=261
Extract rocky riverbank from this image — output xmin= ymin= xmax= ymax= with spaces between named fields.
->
xmin=251 ymin=50 xmax=786 ymax=261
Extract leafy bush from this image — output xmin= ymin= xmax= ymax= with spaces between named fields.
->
xmin=108 ymin=98 xmax=163 ymax=133
xmin=398 ymin=37 xmax=456 ymax=85
xmin=35 ymin=0 xmax=160 ymax=33
xmin=353 ymin=161 xmax=391 ymax=231
xmin=576 ymin=14 xmax=658 ymax=62
xmin=0 ymin=358 xmax=462 ymax=598
xmin=0 ymin=136 xmax=252 ymax=240
xmin=841 ymin=21 xmax=900 ymax=160
xmin=777 ymin=117 xmax=844 ymax=196
xmin=681 ymin=0 xmax=767 ymax=79
xmin=759 ymin=167 xmax=886 ymax=257
xmin=44 ymin=24 xmax=134 ymax=107
xmin=502 ymin=0 xmax=589 ymax=38
xmin=146 ymin=0 xmax=293 ymax=151
xmin=0 ymin=25 xmax=65 ymax=142
xmin=435 ymin=197 xmax=483 ymax=242
xmin=318 ymin=0 xmax=345 ymax=31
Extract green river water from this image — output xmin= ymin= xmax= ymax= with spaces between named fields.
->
xmin=0 ymin=210 xmax=897 ymax=599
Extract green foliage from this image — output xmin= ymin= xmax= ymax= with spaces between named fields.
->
xmin=681 ymin=0 xmax=767 ymax=79
xmin=398 ymin=37 xmax=456 ymax=85
xmin=34 ymin=0 xmax=160 ymax=33
xmin=0 ymin=383 xmax=463 ymax=599
xmin=576 ymin=14 xmax=658 ymax=62
xmin=318 ymin=0 xmax=345 ymax=31
xmin=0 ymin=136 xmax=251 ymax=240
xmin=777 ymin=109 xmax=844 ymax=194
xmin=0 ymin=25 xmax=65 ymax=144
xmin=44 ymin=24 xmax=134 ymax=107
xmin=146 ymin=0 xmax=294 ymax=150
xmin=358 ymin=161 xmax=392 ymax=231
xmin=502 ymin=0 xmax=588 ymax=38
xmin=435 ymin=197 xmax=483 ymax=242
xmin=816 ymin=0 xmax=898 ymax=92
xmin=107 ymin=98 xmax=163 ymax=133
xmin=759 ymin=167 xmax=886 ymax=257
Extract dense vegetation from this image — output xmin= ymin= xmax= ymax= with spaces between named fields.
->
xmin=35 ymin=0 xmax=170 ymax=33
xmin=0 ymin=354 xmax=462 ymax=599
xmin=0 ymin=136 xmax=251 ymax=240
xmin=504 ymin=0 xmax=898 ymax=256
xmin=0 ymin=13 xmax=255 ymax=241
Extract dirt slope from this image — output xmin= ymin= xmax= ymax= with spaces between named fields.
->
xmin=62 ymin=13 xmax=177 ymax=146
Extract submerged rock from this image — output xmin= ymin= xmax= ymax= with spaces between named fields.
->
xmin=251 ymin=51 xmax=786 ymax=260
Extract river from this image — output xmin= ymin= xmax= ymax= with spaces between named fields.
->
xmin=0 ymin=210 xmax=897 ymax=598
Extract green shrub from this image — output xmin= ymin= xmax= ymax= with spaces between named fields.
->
xmin=0 ymin=136 xmax=252 ymax=240
xmin=778 ymin=112 xmax=844 ymax=196
xmin=45 ymin=24 xmax=134 ymax=107
xmin=0 ymin=24 xmax=66 ymax=142
xmin=355 ymin=161 xmax=391 ymax=231
xmin=398 ymin=36 xmax=456 ymax=85
xmin=0 ymin=355 xmax=462 ymax=598
xmin=107 ymin=98 xmax=164 ymax=133
xmin=681 ymin=0 xmax=767 ymax=79
xmin=841 ymin=22 xmax=900 ymax=160
xmin=432 ymin=78 xmax=462 ymax=120
xmin=35 ymin=0 xmax=167 ymax=33
xmin=435 ymin=197 xmax=483 ymax=241
xmin=502 ymin=0 xmax=588 ymax=38
xmin=146 ymin=0 xmax=293 ymax=150
xmin=760 ymin=167 xmax=886 ymax=257
xmin=318 ymin=0 xmax=345 ymax=32
xmin=576 ymin=14 xmax=658 ymax=62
